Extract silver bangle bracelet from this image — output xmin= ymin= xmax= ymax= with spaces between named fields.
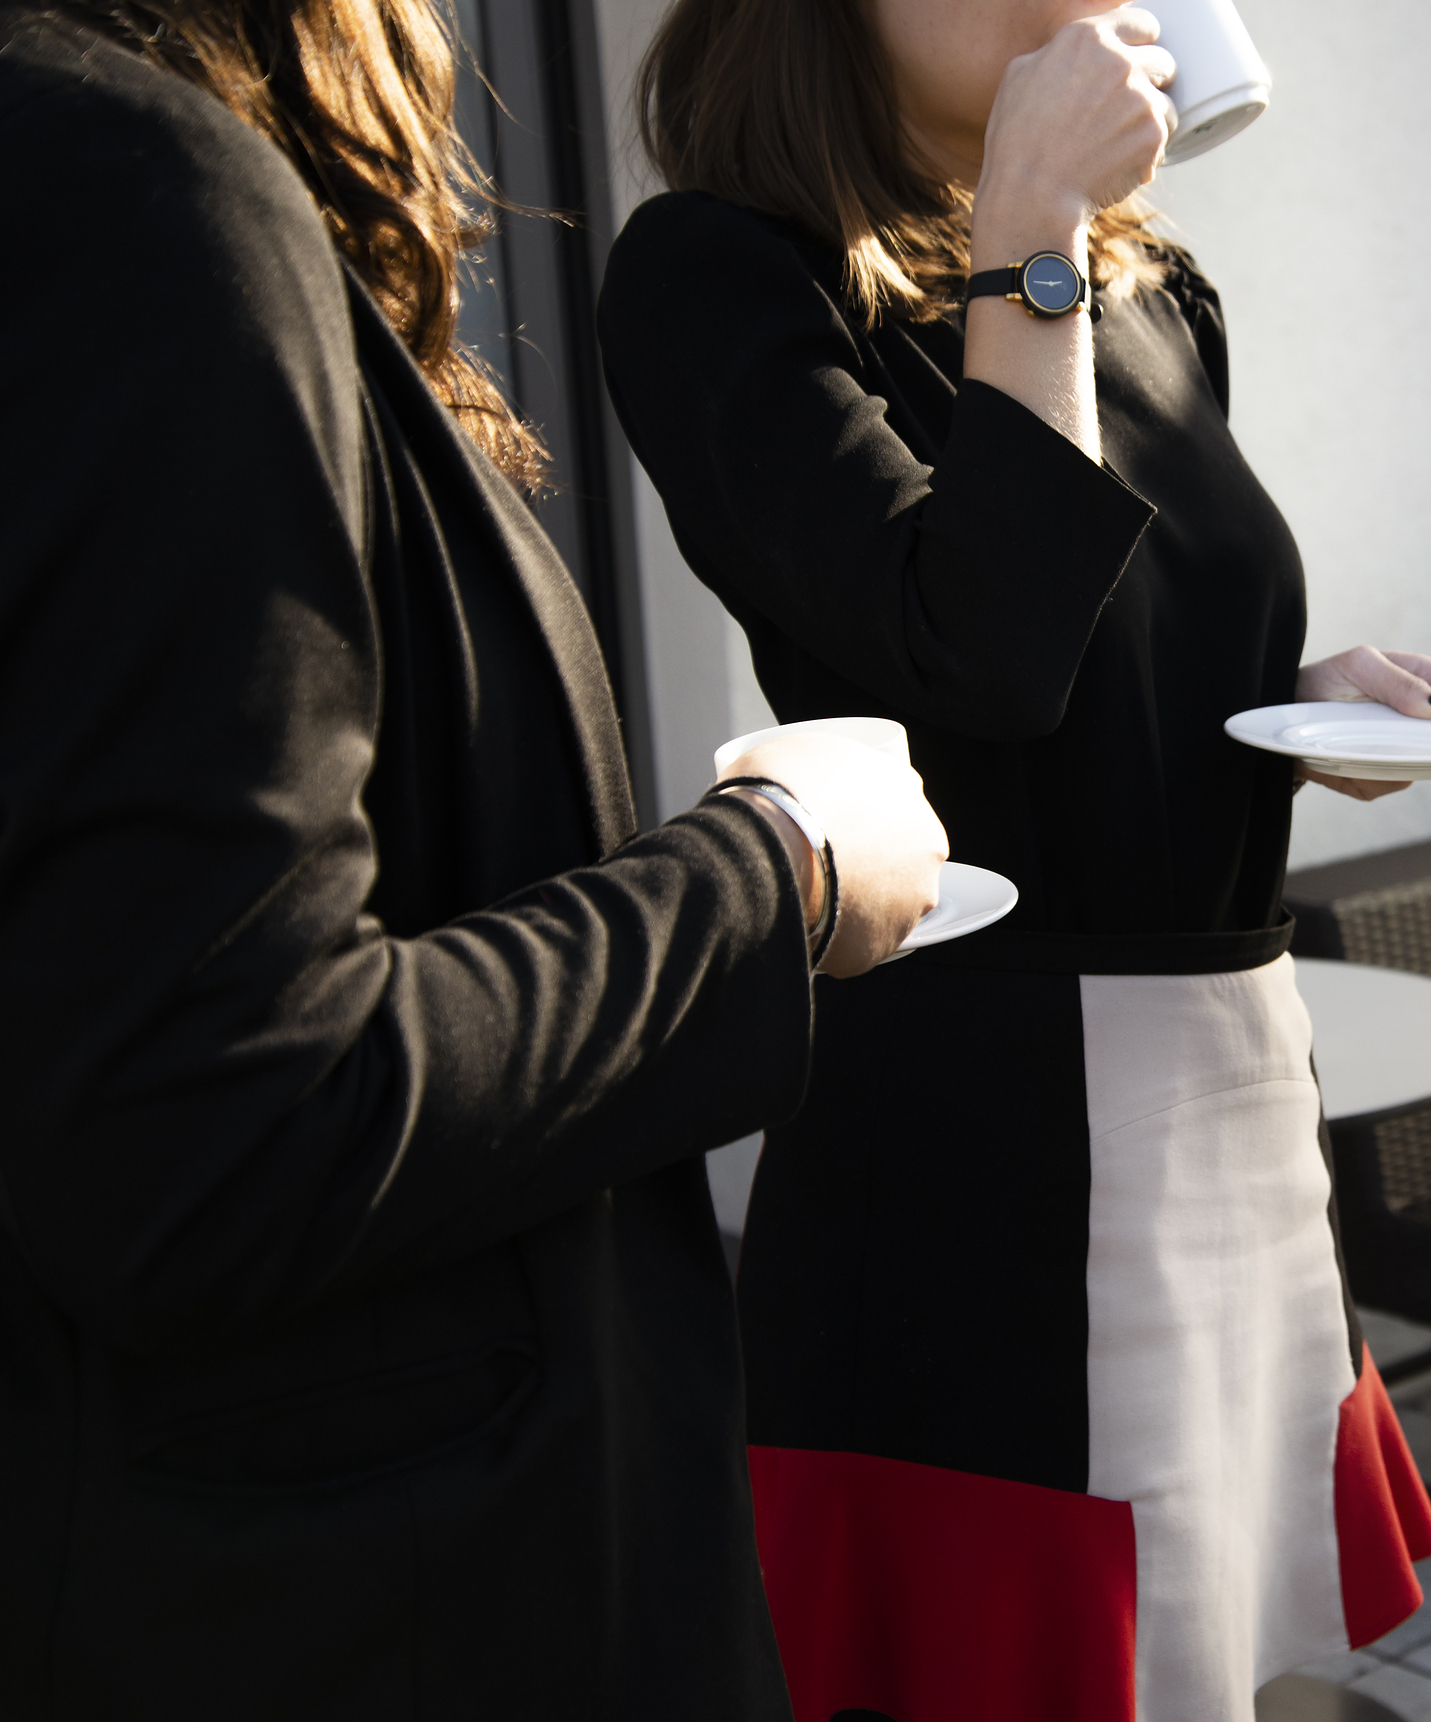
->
xmin=718 ymin=780 xmax=836 ymax=963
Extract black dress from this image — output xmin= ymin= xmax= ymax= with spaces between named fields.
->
xmin=599 ymin=190 xmax=1431 ymax=1722
xmin=0 ymin=17 xmax=813 ymax=1719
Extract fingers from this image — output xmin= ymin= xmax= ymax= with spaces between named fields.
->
xmin=1377 ymin=659 xmax=1431 ymax=717
xmin=981 ymin=13 xmax=1170 ymax=215
xmin=1103 ymin=6 xmax=1178 ymax=112
xmin=1149 ymin=84 xmax=1178 ymax=157
xmin=1298 ymin=765 xmax=1415 ymax=802
xmin=1296 ymin=645 xmax=1431 ymax=715
xmin=1130 ymin=70 xmax=1177 ymax=176
xmin=1132 ymin=45 xmax=1178 ymax=90
xmin=1109 ymin=6 xmax=1162 ymax=46
xmin=1344 ymin=645 xmax=1431 ymax=717
xmin=1383 ymin=650 xmax=1431 ymax=694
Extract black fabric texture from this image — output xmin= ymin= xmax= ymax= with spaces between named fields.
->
xmin=914 ymin=913 xmax=1296 ymax=976
xmin=598 ymin=190 xmax=1307 ymax=946
xmin=739 ymin=965 xmax=1092 ymax=1494
xmin=1286 ymin=899 xmax=1348 ymax=961
xmin=0 ymin=13 xmax=812 ymax=1718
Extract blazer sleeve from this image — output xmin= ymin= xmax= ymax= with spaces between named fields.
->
xmin=0 ymin=62 xmax=811 ymax=1355
xmin=598 ymin=193 xmax=1157 ymax=739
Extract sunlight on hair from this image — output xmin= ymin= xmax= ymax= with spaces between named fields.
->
xmin=639 ymin=0 xmax=1167 ymax=329
xmin=59 ymin=0 xmax=549 ymax=490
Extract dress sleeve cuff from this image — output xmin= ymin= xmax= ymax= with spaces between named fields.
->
xmin=908 ymin=378 xmax=1156 ymax=738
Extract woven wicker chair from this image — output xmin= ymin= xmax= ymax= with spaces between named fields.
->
xmin=1286 ymin=842 xmax=1431 ymax=1330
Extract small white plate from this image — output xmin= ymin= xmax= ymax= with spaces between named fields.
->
xmin=880 ymin=861 xmax=1019 ymax=963
xmin=1224 ymin=701 xmax=1431 ymax=781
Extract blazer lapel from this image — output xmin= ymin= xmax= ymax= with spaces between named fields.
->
xmin=343 ymin=268 xmax=638 ymax=857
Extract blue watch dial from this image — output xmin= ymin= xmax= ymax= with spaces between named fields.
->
xmin=1021 ymin=253 xmax=1082 ymax=316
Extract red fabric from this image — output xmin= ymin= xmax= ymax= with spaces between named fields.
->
xmin=1336 ymin=1345 xmax=1431 ymax=1648
xmin=748 ymin=1445 xmax=1136 ymax=1722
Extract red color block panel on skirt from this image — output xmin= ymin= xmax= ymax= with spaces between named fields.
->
xmin=748 ymin=1445 xmax=1137 ymax=1722
xmin=1336 ymin=1347 xmax=1431 ymax=1648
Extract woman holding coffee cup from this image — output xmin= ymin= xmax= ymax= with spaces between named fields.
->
xmin=0 ymin=3 xmax=949 ymax=1716
xmin=599 ymin=1 xmax=1431 ymax=1717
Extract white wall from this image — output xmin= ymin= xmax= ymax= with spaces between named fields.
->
xmin=1152 ymin=0 xmax=1431 ymax=867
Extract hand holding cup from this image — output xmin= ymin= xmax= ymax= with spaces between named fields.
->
xmin=979 ymin=9 xmax=1177 ymax=233
xmin=718 ymin=727 xmax=948 ymax=978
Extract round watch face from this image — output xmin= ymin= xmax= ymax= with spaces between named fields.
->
xmin=1021 ymin=253 xmax=1081 ymax=316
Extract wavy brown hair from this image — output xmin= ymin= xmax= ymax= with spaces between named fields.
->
xmin=60 ymin=0 xmax=547 ymax=490
xmin=639 ymin=0 xmax=1166 ymax=327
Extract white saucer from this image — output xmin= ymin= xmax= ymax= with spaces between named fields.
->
xmin=1224 ymin=701 xmax=1431 ymax=781
xmin=880 ymin=861 xmax=1019 ymax=964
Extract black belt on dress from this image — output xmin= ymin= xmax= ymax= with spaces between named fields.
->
xmin=911 ymin=912 xmax=1296 ymax=977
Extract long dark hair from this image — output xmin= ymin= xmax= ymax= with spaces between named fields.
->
xmin=61 ymin=0 xmax=546 ymax=489
xmin=639 ymin=0 xmax=1165 ymax=327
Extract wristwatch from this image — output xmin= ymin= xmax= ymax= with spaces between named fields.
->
xmin=964 ymin=251 xmax=1101 ymax=323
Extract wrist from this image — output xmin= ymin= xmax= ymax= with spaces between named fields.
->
xmin=970 ymin=176 xmax=1090 ymax=275
xmin=723 ymin=787 xmax=825 ymax=931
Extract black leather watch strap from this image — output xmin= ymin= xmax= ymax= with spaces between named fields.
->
xmin=965 ymin=265 xmax=1021 ymax=303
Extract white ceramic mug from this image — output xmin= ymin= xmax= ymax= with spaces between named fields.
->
xmin=1148 ymin=0 xmax=1271 ymax=164
xmin=713 ymin=716 xmax=910 ymax=776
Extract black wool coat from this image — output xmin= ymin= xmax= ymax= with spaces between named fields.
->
xmin=0 ymin=13 xmax=809 ymax=1719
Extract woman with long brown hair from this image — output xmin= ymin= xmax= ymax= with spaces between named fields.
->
xmin=0 ymin=0 xmax=949 ymax=1714
xmin=599 ymin=2 xmax=1431 ymax=1717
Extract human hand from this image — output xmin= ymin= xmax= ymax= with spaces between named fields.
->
xmin=719 ymin=733 xmax=948 ymax=977
xmin=976 ymin=8 xmax=1177 ymax=241
xmin=1293 ymin=646 xmax=1431 ymax=800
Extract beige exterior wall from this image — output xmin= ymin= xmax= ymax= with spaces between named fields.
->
xmin=593 ymin=0 xmax=1431 ymax=861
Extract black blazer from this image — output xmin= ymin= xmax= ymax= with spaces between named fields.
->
xmin=0 ymin=14 xmax=809 ymax=1718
